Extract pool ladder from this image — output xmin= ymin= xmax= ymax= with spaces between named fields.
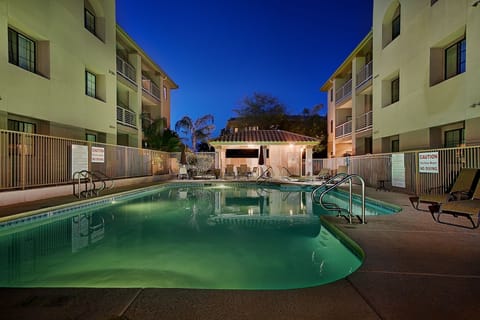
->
xmin=312 ymin=173 xmax=366 ymax=224
xmin=256 ymin=166 xmax=273 ymax=185
xmin=73 ymin=170 xmax=114 ymax=198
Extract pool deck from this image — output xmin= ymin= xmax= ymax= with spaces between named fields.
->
xmin=1 ymin=180 xmax=479 ymax=320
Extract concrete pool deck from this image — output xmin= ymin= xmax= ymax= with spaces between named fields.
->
xmin=0 ymin=181 xmax=479 ymax=320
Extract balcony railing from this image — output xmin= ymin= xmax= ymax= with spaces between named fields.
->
xmin=116 ymin=105 xmax=137 ymax=128
xmin=335 ymin=79 xmax=352 ymax=105
xmin=356 ymin=61 xmax=373 ymax=89
xmin=116 ymin=56 xmax=137 ymax=84
xmin=356 ymin=111 xmax=373 ymax=132
xmin=142 ymin=76 xmax=161 ymax=101
xmin=335 ymin=120 xmax=352 ymax=138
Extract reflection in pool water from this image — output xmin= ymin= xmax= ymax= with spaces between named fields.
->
xmin=0 ymin=184 xmax=362 ymax=289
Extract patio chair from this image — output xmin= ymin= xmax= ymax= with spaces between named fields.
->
xmin=178 ymin=165 xmax=188 ymax=179
xmin=237 ymin=164 xmax=251 ymax=179
xmin=428 ymin=179 xmax=480 ymax=229
xmin=409 ymin=168 xmax=479 ymax=210
xmin=224 ymin=164 xmax=235 ymax=179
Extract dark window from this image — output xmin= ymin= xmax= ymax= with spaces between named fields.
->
xmin=391 ymin=77 xmax=400 ymax=103
xmin=391 ymin=139 xmax=399 ymax=152
xmin=226 ymin=149 xmax=259 ymax=158
xmin=445 ymin=38 xmax=466 ymax=80
xmin=365 ymin=137 xmax=372 ymax=154
xmin=330 ymin=120 xmax=333 ymax=133
xmin=8 ymin=119 xmax=36 ymax=133
xmin=85 ymin=70 xmax=96 ymax=97
xmin=8 ymin=28 xmax=36 ymax=73
xmin=392 ymin=12 xmax=400 ymax=40
xmin=86 ymin=133 xmax=97 ymax=142
xmin=330 ymin=88 xmax=333 ymax=102
xmin=84 ymin=8 xmax=96 ymax=34
xmin=444 ymin=129 xmax=464 ymax=148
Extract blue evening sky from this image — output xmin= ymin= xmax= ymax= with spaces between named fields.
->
xmin=116 ymin=0 xmax=373 ymax=137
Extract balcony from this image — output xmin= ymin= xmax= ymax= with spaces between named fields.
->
xmin=142 ymin=76 xmax=161 ymax=101
xmin=356 ymin=111 xmax=373 ymax=132
xmin=116 ymin=56 xmax=137 ymax=85
xmin=116 ymin=105 xmax=137 ymax=129
xmin=335 ymin=79 xmax=352 ymax=105
xmin=335 ymin=120 xmax=352 ymax=138
xmin=356 ymin=61 xmax=372 ymax=90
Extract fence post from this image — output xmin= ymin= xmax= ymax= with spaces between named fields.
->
xmin=414 ymin=151 xmax=420 ymax=195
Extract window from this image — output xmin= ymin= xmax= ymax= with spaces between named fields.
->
xmin=330 ymin=88 xmax=333 ymax=102
xmin=391 ymin=77 xmax=400 ymax=103
xmin=8 ymin=119 xmax=36 ymax=133
xmin=444 ymin=129 xmax=464 ymax=148
xmin=163 ymin=86 xmax=168 ymax=100
xmin=392 ymin=11 xmax=400 ymax=40
xmin=391 ymin=139 xmax=399 ymax=152
xmin=330 ymin=120 xmax=333 ymax=133
xmin=8 ymin=28 xmax=36 ymax=73
xmin=445 ymin=38 xmax=466 ymax=80
xmin=85 ymin=71 xmax=96 ymax=97
xmin=86 ymin=133 xmax=97 ymax=142
xmin=84 ymin=8 xmax=96 ymax=35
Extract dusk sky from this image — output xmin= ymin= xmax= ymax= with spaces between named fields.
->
xmin=116 ymin=0 xmax=373 ymax=137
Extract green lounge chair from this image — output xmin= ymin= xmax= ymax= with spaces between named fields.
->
xmin=409 ymin=168 xmax=478 ymax=210
xmin=429 ymin=179 xmax=480 ymax=229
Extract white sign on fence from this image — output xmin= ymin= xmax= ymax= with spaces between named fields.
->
xmin=91 ymin=147 xmax=105 ymax=163
xmin=391 ymin=153 xmax=406 ymax=188
xmin=71 ymin=144 xmax=88 ymax=178
xmin=419 ymin=151 xmax=439 ymax=173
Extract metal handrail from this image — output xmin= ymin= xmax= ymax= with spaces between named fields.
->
xmin=256 ymin=166 xmax=273 ymax=184
xmin=312 ymin=174 xmax=366 ymax=224
xmin=72 ymin=170 xmax=114 ymax=198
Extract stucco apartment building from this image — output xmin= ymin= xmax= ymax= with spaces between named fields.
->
xmin=322 ymin=0 xmax=480 ymax=157
xmin=0 ymin=0 xmax=177 ymax=148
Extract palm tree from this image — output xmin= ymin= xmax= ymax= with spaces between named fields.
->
xmin=143 ymin=118 xmax=182 ymax=152
xmin=174 ymin=115 xmax=215 ymax=151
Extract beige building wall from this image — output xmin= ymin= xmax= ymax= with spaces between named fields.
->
xmin=0 ymin=0 xmax=117 ymax=143
xmin=321 ymin=32 xmax=373 ymax=158
xmin=372 ymin=0 xmax=480 ymax=152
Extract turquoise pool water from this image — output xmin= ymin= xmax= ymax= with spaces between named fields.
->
xmin=0 ymin=182 xmax=394 ymax=289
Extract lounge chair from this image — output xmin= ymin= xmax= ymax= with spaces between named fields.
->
xmin=409 ymin=168 xmax=478 ymax=210
xmin=429 ymin=179 xmax=480 ymax=229
xmin=282 ymin=167 xmax=301 ymax=181
xmin=316 ymin=168 xmax=331 ymax=180
xmin=336 ymin=165 xmax=348 ymax=175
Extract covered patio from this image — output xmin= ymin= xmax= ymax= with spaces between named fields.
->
xmin=209 ymin=129 xmax=319 ymax=179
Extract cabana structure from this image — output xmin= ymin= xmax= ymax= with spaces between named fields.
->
xmin=209 ymin=130 xmax=319 ymax=179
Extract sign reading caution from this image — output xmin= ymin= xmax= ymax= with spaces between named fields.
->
xmin=91 ymin=147 xmax=105 ymax=163
xmin=419 ymin=151 xmax=439 ymax=173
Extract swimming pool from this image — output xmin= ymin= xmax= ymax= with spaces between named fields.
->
xmin=0 ymin=182 xmax=395 ymax=289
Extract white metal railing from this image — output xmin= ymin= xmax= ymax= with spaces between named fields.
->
xmin=335 ymin=120 xmax=352 ymax=138
xmin=335 ymin=79 xmax=352 ymax=104
xmin=142 ymin=76 xmax=161 ymax=100
xmin=356 ymin=111 xmax=373 ymax=132
xmin=0 ymin=130 xmax=170 ymax=191
xmin=356 ymin=61 xmax=373 ymax=88
xmin=116 ymin=56 xmax=137 ymax=84
xmin=312 ymin=145 xmax=480 ymax=195
xmin=116 ymin=106 xmax=137 ymax=128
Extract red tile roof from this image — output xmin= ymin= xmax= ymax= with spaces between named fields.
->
xmin=209 ymin=130 xmax=318 ymax=145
